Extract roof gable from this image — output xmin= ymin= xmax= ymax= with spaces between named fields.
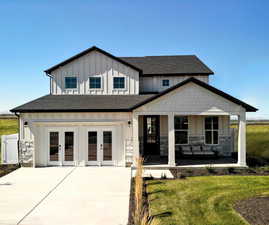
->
xmin=132 ymin=77 xmax=257 ymax=112
xmin=44 ymin=46 xmax=142 ymax=74
xmin=45 ymin=46 xmax=213 ymax=76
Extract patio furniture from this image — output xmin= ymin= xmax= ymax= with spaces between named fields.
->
xmin=180 ymin=145 xmax=218 ymax=158
xmin=181 ymin=146 xmax=192 ymax=156
xmin=192 ymin=145 xmax=204 ymax=156
xmin=201 ymin=145 xmax=216 ymax=156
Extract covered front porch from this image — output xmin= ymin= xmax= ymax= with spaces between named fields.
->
xmin=130 ymin=78 xmax=256 ymax=168
xmin=132 ymin=112 xmax=246 ymax=167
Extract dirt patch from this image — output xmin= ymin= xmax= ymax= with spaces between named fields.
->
xmin=234 ymin=197 xmax=269 ymax=225
xmin=0 ymin=164 xmax=19 ymax=178
xmin=170 ymin=167 xmax=269 ymax=178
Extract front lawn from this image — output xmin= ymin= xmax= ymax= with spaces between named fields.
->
xmin=0 ymin=119 xmax=18 ymax=136
xmin=0 ymin=119 xmax=18 ymax=161
xmin=246 ymin=125 xmax=269 ymax=160
xmin=146 ymin=176 xmax=269 ymax=225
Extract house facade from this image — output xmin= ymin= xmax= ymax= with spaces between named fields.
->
xmin=11 ymin=46 xmax=257 ymax=167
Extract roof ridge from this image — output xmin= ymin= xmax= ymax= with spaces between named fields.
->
xmin=120 ymin=55 xmax=197 ymax=58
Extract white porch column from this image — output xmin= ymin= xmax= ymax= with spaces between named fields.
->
xmin=238 ymin=110 xmax=247 ymax=166
xmin=168 ymin=113 xmax=176 ymax=166
xmin=132 ymin=114 xmax=139 ymax=166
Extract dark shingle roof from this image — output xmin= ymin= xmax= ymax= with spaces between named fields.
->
xmin=120 ymin=55 xmax=214 ymax=75
xmin=11 ymin=78 xmax=257 ymax=113
xmin=44 ymin=46 xmax=213 ymax=76
xmin=10 ymin=94 xmax=155 ymax=113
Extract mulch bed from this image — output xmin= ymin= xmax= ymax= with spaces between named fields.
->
xmin=234 ymin=197 xmax=269 ymax=225
xmin=0 ymin=164 xmax=19 ymax=178
xmin=170 ymin=167 xmax=269 ymax=178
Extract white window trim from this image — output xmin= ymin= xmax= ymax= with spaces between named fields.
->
xmin=174 ymin=115 xmax=189 ymax=145
xmin=113 ymin=76 xmax=127 ymax=90
xmin=89 ymin=75 xmax=103 ymax=90
xmin=162 ymin=79 xmax=170 ymax=87
xmin=204 ymin=116 xmax=219 ymax=145
xmin=64 ymin=76 xmax=78 ymax=90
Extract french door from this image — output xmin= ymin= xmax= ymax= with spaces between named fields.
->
xmin=87 ymin=128 xmax=114 ymax=166
xmin=48 ymin=127 xmax=77 ymax=166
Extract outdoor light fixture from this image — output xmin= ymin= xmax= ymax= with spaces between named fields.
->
xmin=128 ymin=120 xmax=131 ymax=127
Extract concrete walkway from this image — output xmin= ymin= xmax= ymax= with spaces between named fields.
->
xmin=0 ymin=167 xmax=131 ymax=225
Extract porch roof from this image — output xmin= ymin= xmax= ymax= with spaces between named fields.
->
xmin=11 ymin=78 xmax=257 ymax=113
xmin=10 ymin=94 xmax=155 ymax=113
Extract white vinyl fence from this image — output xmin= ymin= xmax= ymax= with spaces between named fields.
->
xmin=1 ymin=133 xmax=18 ymax=164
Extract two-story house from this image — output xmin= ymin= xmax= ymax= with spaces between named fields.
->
xmin=11 ymin=46 xmax=257 ymax=167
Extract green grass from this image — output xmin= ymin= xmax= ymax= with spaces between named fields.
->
xmin=0 ymin=119 xmax=18 ymax=136
xmin=146 ymin=176 xmax=269 ymax=225
xmin=0 ymin=119 xmax=18 ymax=159
xmin=246 ymin=125 xmax=269 ymax=159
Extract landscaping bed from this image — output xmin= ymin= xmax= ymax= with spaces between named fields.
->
xmin=234 ymin=197 xmax=269 ymax=225
xmin=170 ymin=166 xmax=269 ymax=178
xmin=0 ymin=164 xmax=19 ymax=178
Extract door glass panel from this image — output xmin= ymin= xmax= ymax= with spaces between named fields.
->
xmin=49 ymin=132 xmax=59 ymax=161
xmin=64 ymin=132 xmax=74 ymax=161
xmin=146 ymin=117 xmax=157 ymax=144
xmin=103 ymin=131 xmax=112 ymax=161
xmin=88 ymin=131 xmax=97 ymax=161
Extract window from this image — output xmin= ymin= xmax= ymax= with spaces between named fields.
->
xmin=174 ymin=116 xmax=188 ymax=144
xmin=113 ymin=77 xmax=125 ymax=89
xmin=65 ymin=77 xmax=77 ymax=89
xmin=89 ymin=77 xmax=101 ymax=89
xmin=162 ymin=79 xmax=170 ymax=87
xmin=205 ymin=116 xmax=219 ymax=144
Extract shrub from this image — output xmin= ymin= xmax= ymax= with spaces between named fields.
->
xmin=246 ymin=156 xmax=268 ymax=167
xmin=205 ymin=165 xmax=216 ymax=174
xmin=178 ymin=173 xmax=186 ymax=179
xmin=227 ymin=167 xmax=235 ymax=174
xmin=133 ymin=158 xmax=159 ymax=225
xmin=161 ymin=173 xmax=167 ymax=179
xmin=133 ymin=157 xmax=144 ymax=225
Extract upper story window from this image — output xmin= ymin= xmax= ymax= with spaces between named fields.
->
xmin=205 ymin=116 xmax=219 ymax=145
xmin=174 ymin=116 xmax=188 ymax=144
xmin=65 ymin=77 xmax=77 ymax=89
xmin=89 ymin=77 xmax=101 ymax=89
xmin=162 ymin=79 xmax=170 ymax=87
xmin=113 ymin=77 xmax=125 ymax=89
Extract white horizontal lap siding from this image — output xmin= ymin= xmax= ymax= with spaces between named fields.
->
xmin=50 ymin=50 xmax=139 ymax=95
xmin=139 ymin=75 xmax=209 ymax=93
xmin=135 ymin=83 xmax=242 ymax=115
xmin=21 ymin=112 xmax=133 ymax=166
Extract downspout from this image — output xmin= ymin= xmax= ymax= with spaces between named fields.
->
xmin=14 ymin=112 xmax=21 ymax=167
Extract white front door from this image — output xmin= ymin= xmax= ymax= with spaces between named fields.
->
xmin=48 ymin=127 xmax=77 ymax=166
xmin=87 ymin=127 xmax=114 ymax=166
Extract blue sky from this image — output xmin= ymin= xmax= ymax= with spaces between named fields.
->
xmin=0 ymin=0 xmax=268 ymax=118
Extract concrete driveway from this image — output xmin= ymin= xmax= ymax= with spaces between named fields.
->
xmin=0 ymin=166 xmax=131 ymax=225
